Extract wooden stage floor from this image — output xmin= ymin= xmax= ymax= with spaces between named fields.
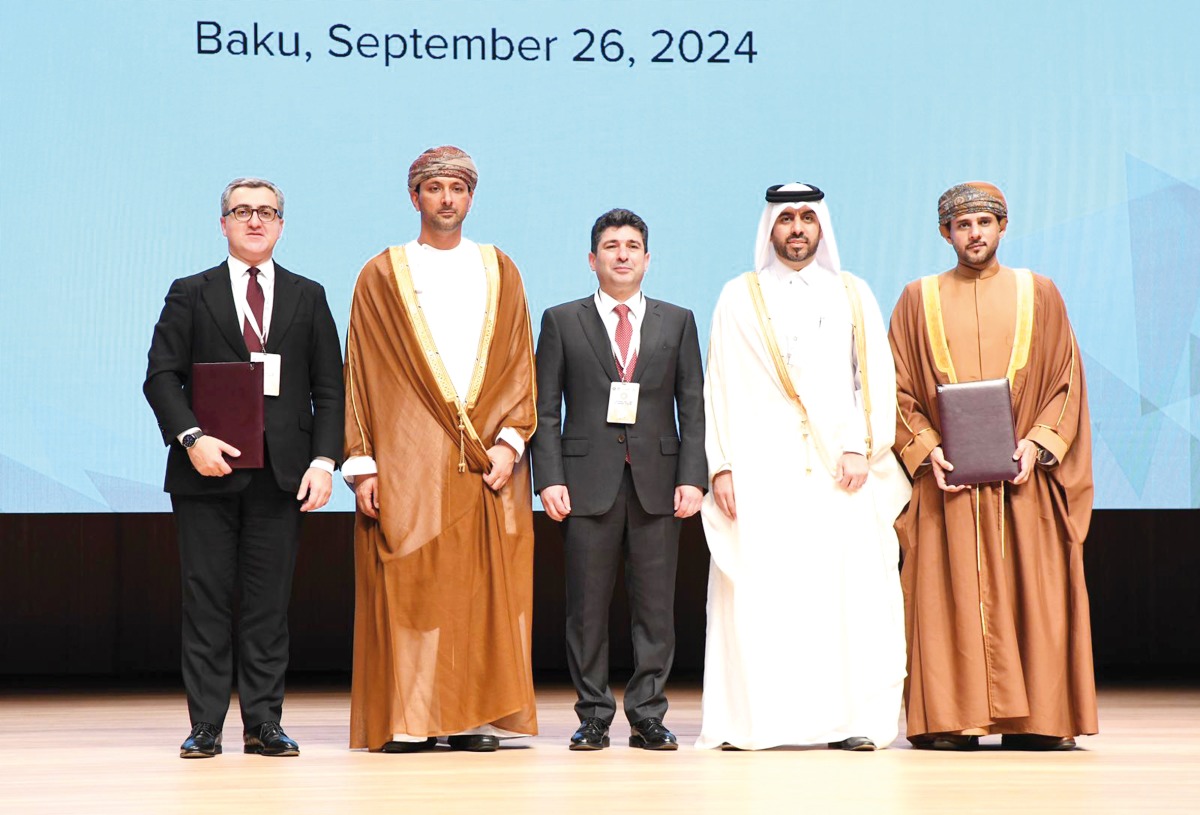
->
xmin=2 ymin=683 xmax=1198 ymax=814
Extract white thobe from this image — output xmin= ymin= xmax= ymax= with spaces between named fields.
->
xmin=696 ymin=261 xmax=911 ymax=750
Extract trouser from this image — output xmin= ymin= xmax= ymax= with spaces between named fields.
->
xmin=171 ymin=459 xmax=301 ymax=730
xmin=563 ymin=466 xmax=680 ymax=724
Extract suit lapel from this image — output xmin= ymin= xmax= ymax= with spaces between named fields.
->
xmin=200 ymin=261 xmax=249 ymax=359
xmin=577 ymin=298 xmax=621 ymax=381
xmin=632 ymin=299 xmax=662 ymax=383
xmin=267 ymin=264 xmax=300 ymax=351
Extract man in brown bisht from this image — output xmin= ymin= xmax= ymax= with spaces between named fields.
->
xmin=888 ymin=182 xmax=1096 ymax=751
xmin=342 ymin=146 xmax=537 ymax=753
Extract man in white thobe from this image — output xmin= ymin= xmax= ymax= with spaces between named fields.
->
xmin=697 ymin=183 xmax=910 ymax=751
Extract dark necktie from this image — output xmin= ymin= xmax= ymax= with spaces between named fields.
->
xmin=244 ymin=266 xmax=265 ymax=353
xmin=614 ymin=303 xmax=637 ymax=382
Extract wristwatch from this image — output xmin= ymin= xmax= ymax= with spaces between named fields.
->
xmin=182 ymin=431 xmax=206 ymax=449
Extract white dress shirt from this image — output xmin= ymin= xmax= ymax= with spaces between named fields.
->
xmin=228 ymin=256 xmax=275 ymax=347
xmin=594 ymin=288 xmax=646 ymax=375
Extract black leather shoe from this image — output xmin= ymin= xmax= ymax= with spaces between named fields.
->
xmin=830 ymin=737 xmax=877 ymax=751
xmin=569 ymin=717 xmax=611 ymax=751
xmin=381 ymin=737 xmax=438 ymax=753
xmin=243 ymin=722 xmax=300 ymax=756
xmin=629 ymin=718 xmax=678 ymax=750
xmin=180 ymin=722 xmax=222 ymax=758
xmin=1001 ymin=734 xmax=1077 ymax=751
xmin=448 ymin=734 xmax=500 ymax=752
xmin=911 ymin=734 xmax=980 ymax=751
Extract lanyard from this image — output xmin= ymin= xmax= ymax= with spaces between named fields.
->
xmin=238 ymin=275 xmax=269 ymax=347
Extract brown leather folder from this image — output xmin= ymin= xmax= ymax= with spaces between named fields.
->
xmin=936 ymin=378 xmax=1019 ymax=486
xmin=191 ymin=362 xmax=265 ymax=469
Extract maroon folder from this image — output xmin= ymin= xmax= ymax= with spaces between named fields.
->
xmin=191 ymin=362 xmax=265 ymax=469
xmin=936 ymin=378 xmax=1019 ymax=486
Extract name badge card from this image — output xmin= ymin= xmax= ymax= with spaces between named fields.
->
xmin=250 ymin=352 xmax=282 ymax=397
xmin=607 ymin=381 xmax=639 ymax=424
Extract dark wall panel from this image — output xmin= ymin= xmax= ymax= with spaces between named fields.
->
xmin=2 ymin=510 xmax=1197 ymax=678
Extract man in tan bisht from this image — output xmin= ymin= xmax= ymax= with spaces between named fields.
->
xmin=888 ymin=182 xmax=1096 ymax=751
xmin=342 ymin=146 xmax=537 ymax=753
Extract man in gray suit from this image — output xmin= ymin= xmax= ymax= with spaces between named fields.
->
xmin=532 ymin=208 xmax=706 ymax=751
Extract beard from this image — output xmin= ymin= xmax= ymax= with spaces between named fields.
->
xmin=772 ymin=233 xmax=819 ymax=264
xmin=956 ymin=239 xmax=998 ymax=268
xmin=427 ymin=209 xmax=467 ymax=232
xmin=416 ymin=198 xmax=469 ymax=233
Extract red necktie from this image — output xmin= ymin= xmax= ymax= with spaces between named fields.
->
xmin=614 ymin=303 xmax=637 ymax=382
xmin=615 ymin=304 xmax=637 ymax=463
xmin=243 ymin=266 xmax=265 ymax=353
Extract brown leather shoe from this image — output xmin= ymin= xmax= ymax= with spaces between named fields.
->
xmin=1001 ymin=734 xmax=1077 ymax=751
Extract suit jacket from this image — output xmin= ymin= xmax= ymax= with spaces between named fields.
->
xmin=532 ymin=295 xmax=706 ymax=517
xmin=144 ymin=260 xmax=345 ymax=495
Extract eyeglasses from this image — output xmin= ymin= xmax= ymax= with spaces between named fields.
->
xmin=223 ymin=205 xmax=282 ymax=223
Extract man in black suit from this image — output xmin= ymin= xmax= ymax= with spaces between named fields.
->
xmin=532 ymin=208 xmax=706 ymax=751
xmin=144 ymin=177 xmax=344 ymax=758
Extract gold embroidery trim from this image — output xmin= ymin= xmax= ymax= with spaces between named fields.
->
xmin=921 ymin=275 xmax=957 ymax=383
xmin=897 ymin=425 xmax=935 ymax=461
xmin=895 ymin=391 xmax=932 ymax=461
xmin=974 ymin=486 xmax=986 ymax=638
xmin=1055 ymin=329 xmax=1078 ymax=428
xmin=1005 ymin=269 xmax=1034 ymax=383
xmin=388 ymin=245 xmax=485 ymax=471
xmin=1032 ymin=423 xmax=1068 ymax=445
xmin=465 ymin=245 xmax=501 ymax=410
xmin=999 ymin=482 xmax=1006 ymax=560
xmin=744 ymin=272 xmax=808 ymax=415
xmin=346 ymin=279 xmax=370 ymax=458
xmin=519 ymin=274 xmax=538 ymax=439
xmin=840 ymin=272 xmax=873 ymax=457
xmin=744 ymin=272 xmax=813 ymax=473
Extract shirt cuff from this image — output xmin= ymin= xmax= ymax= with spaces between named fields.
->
xmin=308 ymin=458 xmax=335 ymax=475
xmin=496 ymin=427 xmax=526 ymax=459
xmin=176 ymin=426 xmax=201 ymax=445
xmin=841 ymin=436 xmax=868 ymax=457
xmin=341 ymin=455 xmax=378 ymax=486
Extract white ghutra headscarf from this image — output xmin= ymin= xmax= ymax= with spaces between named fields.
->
xmin=753 ymin=182 xmax=842 ymax=273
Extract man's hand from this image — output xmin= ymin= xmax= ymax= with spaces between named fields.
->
xmin=483 ymin=443 xmax=517 ymax=492
xmin=1010 ymin=439 xmax=1039 ymax=486
xmin=835 ymin=452 xmax=869 ymax=493
xmin=674 ymin=485 xmax=704 ymax=519
xmin=929 ymin=446 xmax=968 ymax=493
xmin=296 ymin=467 xmax=333 ymax=512
xmin=540 ymin=485 xmax=572 ymax=522
xmin=354 ymin=474 xmax=380 ymax=519
xmin=712 ymin=470 xmax=736 ymax=520
xmin=187 ymin=435 xmax=239 ymax=477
